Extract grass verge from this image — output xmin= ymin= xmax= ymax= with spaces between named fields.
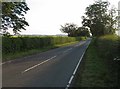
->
xmin=3 ymin=41 xmax=79 ymax=62
xmin=73 ymin=37 xmax=119 ymax=87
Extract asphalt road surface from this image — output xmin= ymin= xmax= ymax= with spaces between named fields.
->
xmin=2 ymin=38 xmax=91 ymax=87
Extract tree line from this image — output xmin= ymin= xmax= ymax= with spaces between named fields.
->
xmin=60 ymin=23 xmax=90 ymax=37
xmin=60 ymin=0 xmax=117 ymax=37
xmin=1 ymin=0 xmax=117 ymax=37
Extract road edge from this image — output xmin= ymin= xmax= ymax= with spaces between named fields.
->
xmin=65 ymin=39 xmax=91 ymax=89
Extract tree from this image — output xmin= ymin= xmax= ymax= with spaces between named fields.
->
xmin=76 ymin=27 xmax=90 ymax=37
xmin=60 ymin=23 xmax=90 ymax=37
xmin=82 ymin=0 xmax=116 ymax=36
xmin=106 ymin=6 xmax=117 ymax=34
xmin=1 ymin=2 xmax=29 ymax=36
xmin=60 ymin=23 xmax=78 ymax=37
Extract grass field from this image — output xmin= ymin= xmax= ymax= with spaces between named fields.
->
xmin=73 ymin=35 xmax=120 ymax=87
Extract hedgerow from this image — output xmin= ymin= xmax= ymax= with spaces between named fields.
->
xmin=2 ymin=36 xmax=84 ymax=54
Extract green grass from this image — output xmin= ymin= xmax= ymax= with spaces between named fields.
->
xmin=73 ymin=36 xmax=119 ymax=87
xmin=55 ymin=41 xmax=79 ymax=47
xmin=3 ymin=41 xmax=79 ymax=62
xmin=97 ymin=35 xmax=119 ymax=59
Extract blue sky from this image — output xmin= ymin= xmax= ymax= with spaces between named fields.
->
xmin=20 ymin=0 xmax=119 ymax=35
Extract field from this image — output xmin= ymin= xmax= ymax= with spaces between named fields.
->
xmin=73 ymin=35 xmax=120 ymax=87
xmin=2 ymin=36 xmax=86 ymax=61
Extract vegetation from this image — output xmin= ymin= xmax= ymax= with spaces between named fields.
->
xmin=2 ymin=0 xmax=120 ymax=87
xmin=73 ymin=35 xmax=120 ymax=87
xmin=60 ymin=1 xmax=117 ymax=37
xmin=60 ymin=23 xmax=90 ymax=37
xmin=96 ymin=35 xmax=119 ymax=59
xmin=3 ymin=40 xmax=79 ymax=62
xmin=73 ymin=0 xmax=119 ymax=87
xmin=82 ymin=0 xmax=117 ymax=36
xmin=1 ymin=2 xmax=29 ymax=36
xmin=2 ymin=36 xmax=86 ymax=61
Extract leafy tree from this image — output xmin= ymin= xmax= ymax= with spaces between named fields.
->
xmin=60 ymin=23 xmax=90 ymax=37
xmin=76 ymin=27 xmax=90 ymax=37
xmin=1 ymin=2 xmax=29 ymax=36
xmin=106 ymin=7 xmax=117 ymax=34
xmin=60 ymin=23 xmax=78 ymax=36
xmin=82 ymin=0 xmax=116 ymax=36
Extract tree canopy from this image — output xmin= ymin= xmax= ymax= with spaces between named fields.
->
xmin=60 ymin=23 xmax=78 ymax=36
xmin=82 ymin=0 xmax=117 ymax=36
xmin=1 ymin=2 xmax=29 ymax=36
xmin=60 ymin=23 xmax=90 ymax=37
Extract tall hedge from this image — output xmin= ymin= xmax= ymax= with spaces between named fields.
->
xmin=2 ymin=36 xmax=82 ymax=54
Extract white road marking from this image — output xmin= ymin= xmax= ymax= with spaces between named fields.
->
xmin=66 ymin=52 xmax=85 ymax=89
xmin=63 ymin=50 xmax=68 ymax=53
xmin=66 ymin=40 xmax=91 ymax=89
xmin=68 ymin=48 xmax=72 ymax=51
xmin=74 ymin=41 xmax=86 ymax=47
xmin=22 ymin=56 xmax=57 ymax=73
xmin=68 ymin=75 xmax=74 ymax=84
xmin=63 ymin=48 xmax=73 ymax=53
xmin=0 ymin=60 xmax=12 ymax=65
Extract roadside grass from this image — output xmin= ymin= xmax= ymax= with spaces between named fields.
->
xmin=3 ymin=41 xmax=79 ymax=62
xmin=73 ymin=35 xmax=120 ymax=87
xmin=55 ymin=41 xmax=79 ymax=47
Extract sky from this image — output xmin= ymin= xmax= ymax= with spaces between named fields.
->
xmin=20 ymin=0 xmax=120 ymax=35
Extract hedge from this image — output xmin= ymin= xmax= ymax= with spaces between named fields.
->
xmin=2 ymin=36 xmax=83 ymax=54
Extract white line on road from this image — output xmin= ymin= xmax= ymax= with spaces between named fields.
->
xmin=68 ymin=48 xmax=73 ymax=51
xmin=63 ymin=49 xmax=68 ymax=53
xmin=63 ymin=48 xmax=73 ymax=53
xmin=74 ymin=41 xmax=86 ymax=47
xmin=0 ymin=63 xmax=3 ymax=65
xmin=65 ymin=51 xmax=85 ymax=89
xmin=0 ymin=60 xmax=12 ymax=65
xmin=22 ymin=56 xmax=57 ymax=73
xmin=66 ymin=40 xmax=91 ymax=89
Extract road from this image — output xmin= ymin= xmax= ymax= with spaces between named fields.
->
xmin=2 ymin=38 xmax=91 ymax=87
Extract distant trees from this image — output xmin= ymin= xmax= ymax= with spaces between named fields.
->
xmin=82 ymin=0 xmax=117 ymax=36
xmin=60 ymin=23 xmax=77 ymax=37
xmin=60 ymin=23 xmax=90 ymax=37
xmin=1 ymin=2 xmax=30 ymax=36
xmin=77 ymin=27 xmax=90 ymax=37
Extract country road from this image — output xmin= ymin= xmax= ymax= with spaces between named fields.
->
xmin=2 ymin=38 xmax=91 ymax=87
